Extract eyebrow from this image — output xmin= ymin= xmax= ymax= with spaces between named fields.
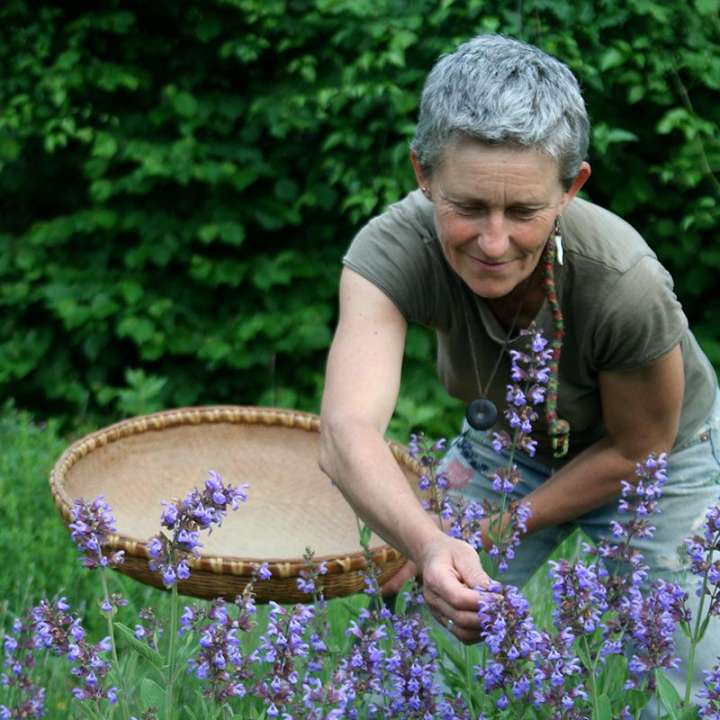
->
xmin=445 ymin=195 xmax=547 ymax=208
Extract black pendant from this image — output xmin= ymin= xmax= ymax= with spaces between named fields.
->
xmin=466 ymin=398 xmax=498 ymax=431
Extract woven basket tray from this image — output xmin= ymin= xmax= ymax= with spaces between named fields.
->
xmin=49 ymin=406 xmax=424 ymax=603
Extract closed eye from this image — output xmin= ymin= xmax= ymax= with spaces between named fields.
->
xmin=508 ymin=206 xmax=541 ymax=220
xmin=450 ymin=202 xmax=542 ymax=220
xmin=453 ymin=203 xmax=487 ymax=217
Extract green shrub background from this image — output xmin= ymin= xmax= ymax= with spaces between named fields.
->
xmin=1 ymin=0 xmax=718 ymax=442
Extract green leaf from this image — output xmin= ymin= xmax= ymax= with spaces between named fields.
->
xmin=0 ymin=134 xmax=21 ymax=162
xmin=657 ymin=108 xmax=692 ymax=135
xmin=120 ymin=280 xmax=144 ymax=305
xmin=600 ymin=47 xmax=625 ymax=71
xmin=358 ymin=521 xmax=372 ymax=549
xmin=93 ymin=133 xmax=118 ymax=159
xmin=173 ymin=91 xmax=199 ymax=118
xmin=575 ymin=641 xmax=592 ymax=670
xmin=679 ymin=706 xmax=700 ymax=720
xmin=698 ymin=613 xmax=712 ymax=641
xmin=594 ymin=694 xmax=612 ymax=720
xmin=624 ymin=688 xmax=650 ymax=712
xmin=114 ymin=623 xmax=164 ymax=670
xmin=599 ymin=653 xmax=627 ymax=696
xmin=198 ymin=223 xmax=219 ymax=243
xmin=117 ymin=316 xmax=155 ymax=344
xmin=695 ymin=0 xmax=719 ymax=14
xmin=218 ymin=221 xmax=245 ymax=247
xmin=274 ymin=178 xmax=299 ymax=201
xmin=140 ymin=677 xmax=166 ymax=713
xmin=655 ymin=669 xmax=682 ymax=719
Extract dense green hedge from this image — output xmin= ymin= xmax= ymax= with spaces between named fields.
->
xmin=1 ymin=0 xmax=718 ymax=440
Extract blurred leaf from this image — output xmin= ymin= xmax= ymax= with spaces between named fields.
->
xmin=140 ymin=677 xmax=166 ymax=713
xmin=594 ymin=695 xmax=612 ymax=720
xmin=655 ymin=669 xmax=682 ymax=719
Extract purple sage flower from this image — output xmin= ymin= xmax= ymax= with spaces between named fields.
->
xmin=475 ymin=581 xmax=544 ymax=707
xmin=28 ymin=598 xmax=116 ymax=704
xmin=147 ymin=470 xmax=248 ymax=587
xmin=531 ymin=627 xmax=588 ymax=715
xmin=549 ymin=559 xmax=608 ymax=638
xmin=296 ymin=548 xmax=328 ymax=598
xmin=383 ymin=609 xmax=447 ymax=718
xmin=685 ymin=504 xmax=720 ymax=617
xmin=0 ymin=614 xmax=45 ymax=718
xmin=588 ymin=453 xmax=669 ymax=610
xmin=68 ymin=496 xmax=124 ymax=569
xmin=410 ymin=433 xmax=450 ymax=515
xmin=699 ymin=661 xmax=720 ymax=719
xmin=486 ymin=501 xmax=532 ymax=574
xmin=493 ymin=325 xmax=552 ymax=458
xmin=620 ymin=579 xmax=688 ymax=691
xmin=185 ymin=598 xmax=255 ymax=701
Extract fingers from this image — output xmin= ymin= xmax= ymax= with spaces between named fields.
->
xmin=424 ymin=544 xmax=493 ymax=611
xmin=417 ymin=536 xmax=501 ymax=644
xmin=454 ymin=545 xmax=492 ymax=591
xmin=434 ymin=602 xmax=484 ymax=645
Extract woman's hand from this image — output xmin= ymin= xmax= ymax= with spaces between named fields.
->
xmin=416 ymin=533 xmax=494 ymax=645
xmin=381 ymin=514 xmax=494 ymax=596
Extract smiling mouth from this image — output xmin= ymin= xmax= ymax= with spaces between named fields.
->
xmin=469 ymin=257 xmax=515 ymax=266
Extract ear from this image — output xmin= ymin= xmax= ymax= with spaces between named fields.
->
xmin=559 ymin=161 xmax=592 ymax=212
xmin=410 ymin=150 xmax=431 ymax=193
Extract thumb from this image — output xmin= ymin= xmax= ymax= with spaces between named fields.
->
xmin=454 ymin=546 xmax=490 ymax=591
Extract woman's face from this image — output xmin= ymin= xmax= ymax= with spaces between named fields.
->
xmin=413 ymin=140 xmax=590 ymax=300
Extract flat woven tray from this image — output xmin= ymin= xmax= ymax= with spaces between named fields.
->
xmin=49 ymin=406 xmax=423 ymax=603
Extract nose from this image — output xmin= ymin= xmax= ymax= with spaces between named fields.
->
xmin=475 ymin=212 xmax=510 ymax=259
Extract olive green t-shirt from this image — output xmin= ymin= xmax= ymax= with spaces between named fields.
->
xmin=343 ymin=190 xmax=718 ymax=467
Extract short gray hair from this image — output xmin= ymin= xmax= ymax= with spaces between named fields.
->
xmin=411 ymin=34 xmax=590 ymax=186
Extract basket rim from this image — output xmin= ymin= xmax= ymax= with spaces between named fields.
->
xmin=49 ymin=404 xmax=420 ymax=580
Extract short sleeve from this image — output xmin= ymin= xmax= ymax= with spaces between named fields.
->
xmin=342 ymin=202 xmax=439 ymax=326
xmin=591 ymin=256 xmax=688 ymax=371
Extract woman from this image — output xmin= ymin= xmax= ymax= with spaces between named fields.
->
xmin=319 ymin=34 xmax=720 ymax=704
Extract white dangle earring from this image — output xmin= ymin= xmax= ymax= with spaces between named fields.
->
xmin=553 ymin=216 xmax=564 ymax=266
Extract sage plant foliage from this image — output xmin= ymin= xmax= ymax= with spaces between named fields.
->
xmin=3 ymin=458 xmax=720 ymax=717
xmin=3 ymin=344 xmax=720 ymax=716
xmin=1 ymin=0 xmax=719 ymax=443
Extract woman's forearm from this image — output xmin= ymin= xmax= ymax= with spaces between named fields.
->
xmin=319 ymin=418 xmax=443 ymax=563
xmin=518 ymin=437 xmax=660 ymax=536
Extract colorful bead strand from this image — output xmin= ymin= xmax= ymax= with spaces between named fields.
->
xmin=543 ymin=239 xmax=570 ymax=458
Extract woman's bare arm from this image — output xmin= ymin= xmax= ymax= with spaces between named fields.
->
xmin=319 ymin=268 xmax=492 ymax=640
xmin=319 ymin=268 xmax=439 ymax=560
xmin=516 ymin=345 xmax=684 ymax=534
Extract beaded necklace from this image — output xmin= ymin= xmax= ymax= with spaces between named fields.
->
xmin=463 ymin=238 xmax=569 ymax=458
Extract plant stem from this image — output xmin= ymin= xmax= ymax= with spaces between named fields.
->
xmin=100 ymin=570 xmax=131 ymax=720
xmin=684 ymin=552 xmax=713 ymax=704
xmin=582 ymin=636 xmax=601 ymax=719
xmin=165 ymin=583 xmax=180 ymax=720
xmin=464 ymin=643 xmax=476 ymax=719
xmin=486 ymin=429 xmax=521 ymax=575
